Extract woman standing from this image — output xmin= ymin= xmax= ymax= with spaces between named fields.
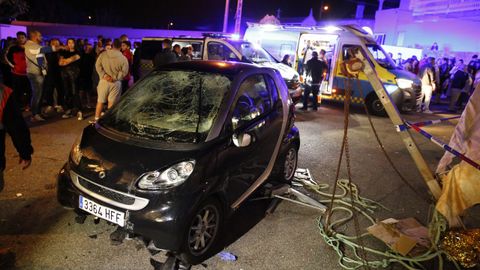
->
xmin=59 ymin=38 xmax=83 ymax=120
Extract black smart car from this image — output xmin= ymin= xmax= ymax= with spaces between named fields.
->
xmin=57 ymin=61 xmax=300 ymax=265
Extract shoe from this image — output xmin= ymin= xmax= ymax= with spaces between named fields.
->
xmin=424 ymin=110 xmax=433 ymax=114
xmin=312 ymin=107 xmax=318 ymax=111
xmin=44 ymin=106 xmax=54 ymax=114
xmin=62 ymin=113 xmax=72 ymax=119
xmin=31 ymin=114 xmax=46 ymax=122
xmin=89 ymin=117 xmax=99 ymax=124
xmin=55 ymin=106 xmax=64 ymax=113
xmin=77 ymin=112 xmax=83 ymax=121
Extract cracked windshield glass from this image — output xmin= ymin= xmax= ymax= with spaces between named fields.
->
xmin=99 ymin=70 xmax=231 ymax=143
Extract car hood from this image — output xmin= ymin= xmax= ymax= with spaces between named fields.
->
xmin=390 ymin=68 xmax=421 ymax=84
xmin=71 ymin=126 xmax=209 ymax=194
xmin=256 ymin=61 xmax=299 ymax=81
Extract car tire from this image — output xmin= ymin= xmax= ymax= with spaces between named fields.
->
xmin=365 ymin=94 xmax=387 ymax=117
xmin=273 ymin=144 xmax=298 ymax=183
xmin=179 ymin=198 xmax=223 ymax=265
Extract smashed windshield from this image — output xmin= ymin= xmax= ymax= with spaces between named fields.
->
xmin=99 ymin=70 xmax=231 ymax=143
xmin=231 ymin=41 xmax=275 ymax=64
xmin=366 ymin=44 xmax=397 ymax=70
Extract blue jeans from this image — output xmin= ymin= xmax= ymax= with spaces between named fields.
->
xmin=27 ymin=73 xmax=44 ymax=115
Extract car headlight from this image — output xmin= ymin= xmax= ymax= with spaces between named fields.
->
xmin=383 ymin=84 xmax=398 ymax=94
xmin=137 ymin=160 xmax=196 ymax=190
xmin=70 ymin=134 xmax=83 ymax=165
xmin=396 ymin=78 xmax=413 ymax=89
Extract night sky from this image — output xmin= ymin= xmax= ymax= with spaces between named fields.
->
xmin=18 ymin=0 xmax=399 ymax=31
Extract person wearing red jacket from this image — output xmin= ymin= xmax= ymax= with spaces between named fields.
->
xmin=121 ymin=40 xmax=133 ymax=94
xmin=5 ymin=31 xmax=30 ymax=110
xmin=0 ymin=84 xmax=33 ymax=192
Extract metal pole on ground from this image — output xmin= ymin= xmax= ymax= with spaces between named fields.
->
xmin=353 ymin=49 xmax=442 ymax=200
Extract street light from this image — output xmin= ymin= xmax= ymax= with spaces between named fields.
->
xmin=319 ymin=1 xmax=329 ymax=20
xmin=167 ymin=22 xmax=173 ymax=30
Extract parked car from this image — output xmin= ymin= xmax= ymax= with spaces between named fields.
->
xmin=57 ymin=61 xmax=300 ymax=265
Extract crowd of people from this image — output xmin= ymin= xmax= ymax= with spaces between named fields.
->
xmin=0 ymin=31 xmax=145 ymax=123
xmin=392 ymin=53 xmax=480 ymax=113
xmin=0 ymin=31 xmax=199 ymax=124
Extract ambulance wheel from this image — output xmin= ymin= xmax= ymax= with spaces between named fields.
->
xmin=366 ymin=94 xmax=387 ymax=117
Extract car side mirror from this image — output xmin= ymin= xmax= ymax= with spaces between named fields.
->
xmin=232 ymin=133 xmax=252 ymax=148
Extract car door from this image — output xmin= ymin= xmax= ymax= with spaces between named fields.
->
xmin=216 ymin=73 xmax=284 ymax=207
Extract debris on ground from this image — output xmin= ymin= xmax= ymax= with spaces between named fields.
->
xmin=110 ymin=228 xmax=127 ymax=246
xmin=217 ymin=251 xmax=238 ymax=261
xmin=442 ymin=228 xmax=480 ymax=268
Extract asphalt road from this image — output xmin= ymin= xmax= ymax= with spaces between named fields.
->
xmin=0 ymin=102 xmax=474 ymax=270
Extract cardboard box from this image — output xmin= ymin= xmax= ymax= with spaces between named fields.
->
xmin=367 ymin=218 xmax=430 ymax=256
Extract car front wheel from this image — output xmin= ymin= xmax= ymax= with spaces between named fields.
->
xmin=180 ymin=198 xmax=223 ymax=265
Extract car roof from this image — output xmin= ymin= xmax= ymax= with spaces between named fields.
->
xmin=157 ymin=60 xmax=270 ymax=76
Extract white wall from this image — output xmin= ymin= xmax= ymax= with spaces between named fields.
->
xmin=374 ymin=8 xmax=480 ymax=54
xmin=0 ymin=24 xmax=27 ymax=39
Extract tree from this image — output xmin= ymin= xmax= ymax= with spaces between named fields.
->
xmin=0 ymin=0 xmax=29 ymax=21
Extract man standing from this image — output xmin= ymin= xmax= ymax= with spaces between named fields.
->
xmin=302 ymin=51 xmax=328 ymax=111
xmin=43 ymin=38 xmax=64 ymax=114
xmin=0 ymin=84 xmax=33 ymax=192
xmin=132 ymin=42 xmax=142 ymax=83
xmin=153 ymin=39 xmax=177 ymax=68
xmin=24 ymin=30 xmax=60 ymax=122
xmin=449 ymin=65 xmax=471 ymax=112
xmin=467 ymin=55 xmax=479 ymax=79
xmin=120 ymin=41 xmax=133 ymax=94
xmin=172 ymin=44 xmax=181 ymax=60
xmin=5 ymin=32 xmax=30 ymax=111
xmin=93 ymin=39 xmax=129 ymax=123
xmin=417 ymin=57 xmax=436 ymax=114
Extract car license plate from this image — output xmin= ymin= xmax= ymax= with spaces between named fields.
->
xmin=79 ymin=195 xmax=125 ymax=227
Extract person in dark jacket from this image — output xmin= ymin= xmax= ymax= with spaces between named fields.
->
xmin=59 ymin=38 xmax=82 ymax=120
xmin=44 ymin=38 xmax=64 ymax=114
xmin=281 ymin=54 xmax=292 ymax=67
xmin=79 ymin=42 xmax=96 ymax=108
xmin=132 ymin=42 xmax=141 ymax=82
xmin=0 ymin=84 xmax=33 ymax=192
xmin=302 ymin=51 xmax=328 ymax=111
xmin=449 ymin=65 xmax=471 ymax=112
xmin=153 ymin=39 xmax=177 ymax=68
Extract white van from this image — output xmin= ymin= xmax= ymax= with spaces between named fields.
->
xmin=139 ymin=35 xmax=300 ymax=96
xmin=244 ymin=23 xmax=422 ymax=116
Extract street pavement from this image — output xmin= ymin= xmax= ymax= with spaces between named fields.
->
xmin=0 ymin=102 xmax=474 ymax=270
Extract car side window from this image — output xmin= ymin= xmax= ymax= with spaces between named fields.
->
xmin=207 ymin=42 xmax=239 ymax=61
xmin=232 ymin=75 xmax=271 ymax=129
xmin=264 ymin=75 xmax=279 ymax=104
xmin=342 ymin=45 xmax=355 ymax=61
